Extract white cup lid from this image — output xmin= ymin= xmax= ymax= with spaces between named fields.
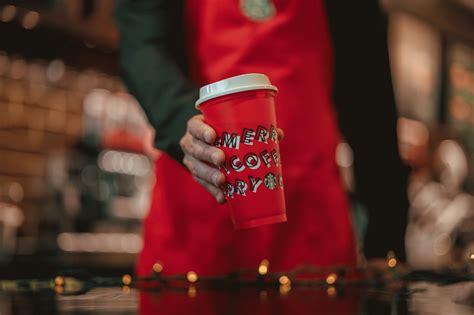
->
xmin=195 ymin=73 xmax=278 ymax=108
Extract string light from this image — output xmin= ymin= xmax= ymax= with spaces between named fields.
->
xmin=54 ymin=276 xmax=64 ymax=286
xmin=258 ymin=259 xmax=269 ymax=275
xmin=2 ymin=266 xmax=473 ymax=296
xmin=122 ymin=274 xmax=132 ymax=286
xmin=470 ymin=253 xmax=474 ymax=261
xmin=278 ymin=275 xmax=290 ymax=286
xmin=153 ymin=262 xmax=163 ymax=273
xmin=279 ymin=274 xmax=292 ymax=295
xmin=387 ymin=251 xmax=397 ymax=268
xmin=187 ymin=271 xmax=198 ymax=283
xmin=388 ymin=258 xmax=397 ymax=268
xmin=326 ymin=273 xmax=337 ymax=285
xmin=258 ymin=265 xmax=268 ymax=275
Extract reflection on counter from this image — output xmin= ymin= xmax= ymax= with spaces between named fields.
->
xmin=0 ymin=282 xmax=473 ymax=315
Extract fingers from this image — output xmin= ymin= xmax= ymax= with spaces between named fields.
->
xmin=183 ymin=154 xmax=226 ymax=187
xmin=182 ymin=116 xmax=225 ymax=166
xmin=180 ymin=134 xmax=225 ymax=166
xmin=192 ymin=136 xmax=225 ymax=166
xmin=180 ymin=115 xmax=228 ymax=204
xmin=194 ymin=176 xmax=226 ymax=204
xmin=181 ymin=115 xmax=285 ymax=204
xmin=187 ymin=115 xmax=216 ymax=144
xmin=183 ymin=154 xmax=226 ymax=203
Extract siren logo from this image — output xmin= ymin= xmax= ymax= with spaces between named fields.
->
xmin=264 ymin=172 xmax=277 ymax=190
xmin=240 ymin=0 xmax=276 ymax=22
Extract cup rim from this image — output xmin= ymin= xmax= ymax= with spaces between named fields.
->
xmin=195 ymin=73 xmax=278 ymax=108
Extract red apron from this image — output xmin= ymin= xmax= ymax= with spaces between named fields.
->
xmin=136 ymin=0 xmax=357 ymax=277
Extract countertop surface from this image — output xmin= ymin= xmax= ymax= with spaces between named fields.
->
xmin=1 ymin=281 xmax=473 ymax=315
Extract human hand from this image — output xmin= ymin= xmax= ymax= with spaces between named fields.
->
xmin=143 ymin=126 xmax=161 ymax=160
xmin=180 ymin=115 xmax=227 ymax=204
xmin=180 ymin=115 xmax=284 ymax=204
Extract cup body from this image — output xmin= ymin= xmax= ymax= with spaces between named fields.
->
xmin=199 ymin=89 xmax=286 ymax=229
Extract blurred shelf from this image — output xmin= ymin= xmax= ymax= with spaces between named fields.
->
xmin=0 ymin=149 xmax=47 ymax=176
xmin=0 ymin=129 xmax=80 ymax=153
xmin=0 ymin=2 xmax=117 ymax=50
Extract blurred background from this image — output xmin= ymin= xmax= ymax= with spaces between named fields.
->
xmin=0 ymin=0 xmax=472 ymax=277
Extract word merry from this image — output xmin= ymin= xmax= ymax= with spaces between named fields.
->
xmin=215 ymin=125 xmax=278 ymax=149
xmin=225 ymin=172 xmax=283 ymax=198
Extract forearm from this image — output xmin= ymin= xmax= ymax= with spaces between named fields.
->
xmin=119 ymin=45 xmax=199 ymax=161
xmin=116 ymin=0 xmax=199 ymax=162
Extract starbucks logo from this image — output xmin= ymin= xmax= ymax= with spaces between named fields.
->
xmin=240 ymin=0 xmax=276 ymax=22
xmin=264 ymin=172 xmax=277 ymax=190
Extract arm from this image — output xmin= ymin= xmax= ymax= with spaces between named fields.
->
xmin=324 ymin=0 xmax=410 ymax=261
xmin=115 ymin=0 xmax=199 ymax=162
xmin=116 ymin=0 xmax=228 ymax=202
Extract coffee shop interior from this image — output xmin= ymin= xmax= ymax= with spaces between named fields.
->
xmin=0 ymin=0 xmax=473 ymax=314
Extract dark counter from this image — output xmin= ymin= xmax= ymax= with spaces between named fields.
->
xmin=1 ymin=281 xmax=473 ymax=315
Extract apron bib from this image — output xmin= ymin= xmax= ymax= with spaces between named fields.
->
xmin=137 ymin=0 xmax=357 ymax=276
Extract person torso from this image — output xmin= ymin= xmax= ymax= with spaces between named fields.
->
xmin=186 ymin=0 xmax=339 ymax=180
xmin=137 ymin=0 xmax=356 ymax=277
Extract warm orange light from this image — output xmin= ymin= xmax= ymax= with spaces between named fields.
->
xmin=388 ymin=258 xmax=397 ymax=268
xmin=326 ymin=273 xmax=337 ymax=285
xmin=187 ymin=271 xmax=198 ymax=283
xmin=54 ymin=276 xmax=64 ymax=286
xmin=152 ymin=262 xmax=163 ymax=273
xmin=279 ymin=275 xmax=290 ymax=285
xmin=258 ymin=259 xmax=269 ymax=276
xmin=122 ymin=274 xmax=132 ymax=286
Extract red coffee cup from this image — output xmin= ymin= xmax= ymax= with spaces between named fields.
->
xmin=196 ymin=73 xmax=287 ymax=229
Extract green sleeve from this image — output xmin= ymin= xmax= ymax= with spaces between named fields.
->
xmin=115 ymin=0 xmax=199 ymax=162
